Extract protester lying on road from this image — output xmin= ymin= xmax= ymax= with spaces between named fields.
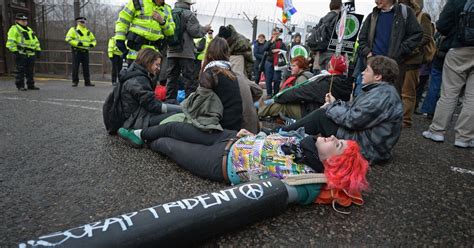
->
xmin=258 ymin=55 xmax=352 ymax=120
xmin=118 ymin=48 xmax=182 ymax=131
xmin=118 ymin=121 xmax=369 ymax=207
xmin=272 ymin=56 xmax=403 ymax=165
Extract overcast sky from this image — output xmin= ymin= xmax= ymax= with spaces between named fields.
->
xmin=111 ymin=0 xmax=377 ymax=26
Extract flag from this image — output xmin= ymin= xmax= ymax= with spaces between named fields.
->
xmin=277 ymin=0 xmax=297 ymax=24
xmin=276 ymin=0 xmax=284 ymax=8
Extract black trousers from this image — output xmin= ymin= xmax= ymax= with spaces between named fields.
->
xmin=15 ymin=54 xmax=35 ymax=89
xmin=142 ymin=122 xmax=237 ymax=182
xmin=72 ymin=49 xmax=91 ymax=84
xmin=282 ymin=108 xmax=339 ymax=136
xmin=110 ymin=55 xmax=123 ymax=84
xmin=166 ymin=57 xmax=197 ymax=100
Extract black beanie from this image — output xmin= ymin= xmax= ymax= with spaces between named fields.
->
xmin=217 ymin=26 xmax=231 ymax=39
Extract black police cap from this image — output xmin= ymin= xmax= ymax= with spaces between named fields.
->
xmin=75 ymin=17 xmax=87 ymax=21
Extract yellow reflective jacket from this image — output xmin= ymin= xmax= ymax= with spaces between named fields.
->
xmin=6 ymin=23 xmax=41 ymax=56
xmin=114 ymin=0 xmax=175 ymax=42
xmin=65 ymin=25 xmax=96 ymax=50
xmin=195 ymin=35 xmax=212 ymax=61
xmin=108 ymin=37 xmax=123 ymax=58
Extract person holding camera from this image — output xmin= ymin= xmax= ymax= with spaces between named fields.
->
xmin=65 ymin=17 xmax=96 ymax=87
xmin=262 ymin=27 xmax=287 ymax=98
xmin=6 ymin=13 xmax=41 ymax=91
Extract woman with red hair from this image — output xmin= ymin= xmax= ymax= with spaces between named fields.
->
xmin=120 ymin=120 xmax=369 ymax=209
xmin=258 ymin=55 xmax=353 ymax=120
xmin=279 ymin=56 xmax=313 ymax=90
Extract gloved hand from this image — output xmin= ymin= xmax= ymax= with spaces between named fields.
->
xmin=35 ymin=51 xmax=41 ymax=59
xmin=77 ymin=42 xmax=83 ymax=47
xmin=116 ymin=40 xmax=128 ymax=54
xmin=89 ymin=44 xmax=94 ymax=48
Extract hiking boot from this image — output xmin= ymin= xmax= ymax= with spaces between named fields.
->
xmin=422 ymin=130 xmax=445 ymax=142
xmin=454 ymin=139 xmax=474 ymax=148
xmin=278 ymin=112 xmax=296 ymax=125
xmin=27 ymin=86 xmax=40 ymax=90
xmin=118 ymin=128 xmax=144 ymax=148
xmin=18 ymin=87 xmax=27 ymax=91
xmin=72 ymin=82 xmax=78 ymax=87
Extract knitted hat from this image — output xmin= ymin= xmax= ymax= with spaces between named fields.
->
xmin=328 ymin=55 xmax=347 ymax=75
xmin=217 ymin=26 xmax=231 ymax=39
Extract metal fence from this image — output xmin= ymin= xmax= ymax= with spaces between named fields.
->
xmin=35 ymin=49 xmax=107 ymax=78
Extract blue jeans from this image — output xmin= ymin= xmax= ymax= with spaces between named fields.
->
xmin=264 ymin=61 xmax=282 ymax=96
xmin=420 ymin=67 xmax=442 ymax=114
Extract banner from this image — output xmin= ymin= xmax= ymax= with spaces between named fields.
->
xmin=327 ymin=13 xmax=364 ymax=55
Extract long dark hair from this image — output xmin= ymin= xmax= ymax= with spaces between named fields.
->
xmin=200 ymin=37 xmax=236 ymax=81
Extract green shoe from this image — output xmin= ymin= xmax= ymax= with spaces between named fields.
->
xmin=118 ymin=128 xmax=144 ymax=148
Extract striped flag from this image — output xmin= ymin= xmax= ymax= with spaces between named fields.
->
xmin=277 ymin=0 xmax=297 ymax=24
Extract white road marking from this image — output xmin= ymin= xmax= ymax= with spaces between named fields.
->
xmin=47 ymin=98 xmax=103 ymax=103
xmin=0 ymin=97 xmax=100 ymax=111
xmin=450 ymin=166 xmax=474 ymax=176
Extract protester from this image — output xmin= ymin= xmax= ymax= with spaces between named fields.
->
xmin=398 ymin=0 xmax=435 ymax=128
xmin=358 ymin=0 xmax=423 ymax=94
xmin=258 ymin=55 xmax=351 ymax=120
xmin=253 ymin=34 xmax=267 ymax=84
xmin=6 ymin=13 xmax=41 ymax=91
xmin=166 ymin=0 xmax=211 ymax=103
xmin=217 ymin=25 xmax=254 ymax=79
xmin=117 ymin=48 xmax=182 ymax=137
xmin=422 ymin=0 xmax=474 ymax=148
xmin=420 ymin=33 xmax=447 ymax=118
xmin=107 ymin=36 xmax=123 ymax=84
xmin=115 ymin=121 xmax=369 ymax=208
xmin=307 ymin=0 xmax=341 ymax=74
xmin=65 ymin=17 xmax=96 ymax=87
xmin=263 ymin=27 xmax=287 ymax=98
xmin=276 ymin=56 xmax=403 ymax=165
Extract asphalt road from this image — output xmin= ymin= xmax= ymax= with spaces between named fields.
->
xmin=0 ymin=78 xmax=473 ymax=246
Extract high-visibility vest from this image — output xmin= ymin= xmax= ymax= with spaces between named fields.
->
xmin=65 ymin=25 xmax=96 ymax=50
xmin=6 ymin=23 xmax=41 ymax=57
xmin=114 ymin=0 xmax=175 ymax=42
xmin=108 ymin=37 xmax=123 ymax=58
xmin=195 ymin=36 xmax=213 ymax=61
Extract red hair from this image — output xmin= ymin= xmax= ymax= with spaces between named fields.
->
xmin=323 ymin=140 xmax=369 ymax=193
xmin=291 ymin=56 xmax=309 ymax=71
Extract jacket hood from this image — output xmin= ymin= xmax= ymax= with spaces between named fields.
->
xmin=174 ymin=2 xmax=191 ymax=9
xmin=120 ymin=62 xmax=150 ymax=83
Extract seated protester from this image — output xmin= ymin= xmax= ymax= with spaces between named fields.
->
xmin=279 ymin=56 xmax=403 ymax=165
xmin=258 ymin=55 xmax=352 ymax=120
xmin=279 ymin=56 xmax=313 ymax=90
xmin=118 ymin=48 xmax=182 ymax=130
xmin=117 ymin=122 xmax=369 ymax=207
xmin=199 ymin=37 xmax=243 ymax=131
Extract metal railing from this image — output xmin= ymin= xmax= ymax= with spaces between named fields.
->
xmin=35 ymin=50 xmax=106 ymax=78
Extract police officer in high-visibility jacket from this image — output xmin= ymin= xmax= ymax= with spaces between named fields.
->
xmin=65 ymin=17 xmax=97 ymax=87
xmin=108 ymin=37 xmax=123 ymax=84
xmin=6 ymin=13 xmax=41 ymax=91
xmin=114 ymin=0 xmax=175 ymax=62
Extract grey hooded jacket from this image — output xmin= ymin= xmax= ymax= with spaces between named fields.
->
xmin=325 ymin=82 xmax=403 ymax=164
xmin=167 ymin=2 xmax=207 ymax=59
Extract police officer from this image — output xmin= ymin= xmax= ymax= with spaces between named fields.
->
xmin=193 ymin=29 xmax=213 ymax=80
xmin=114 ymin=0 xmax=175 ymax=63
xmin=108 ymin=36 xmax=123 ymax=84
xmin=65 ymin=17 xmax=96 ymax=87
xmin=6 ymin=13 xmax=41 ymax=91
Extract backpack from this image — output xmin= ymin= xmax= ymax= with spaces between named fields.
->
xmin=458 ymin=0 xmax=474 ymax=46
xmin=166 ymin=8 xmax=185 ymax=48
xmin=306 ymin=11 xmax=339 ymax=52
xmin=102 ymin=70 xmax=142 ymax=135
xmin=416 ymin=12 xmax=436 ymax=63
